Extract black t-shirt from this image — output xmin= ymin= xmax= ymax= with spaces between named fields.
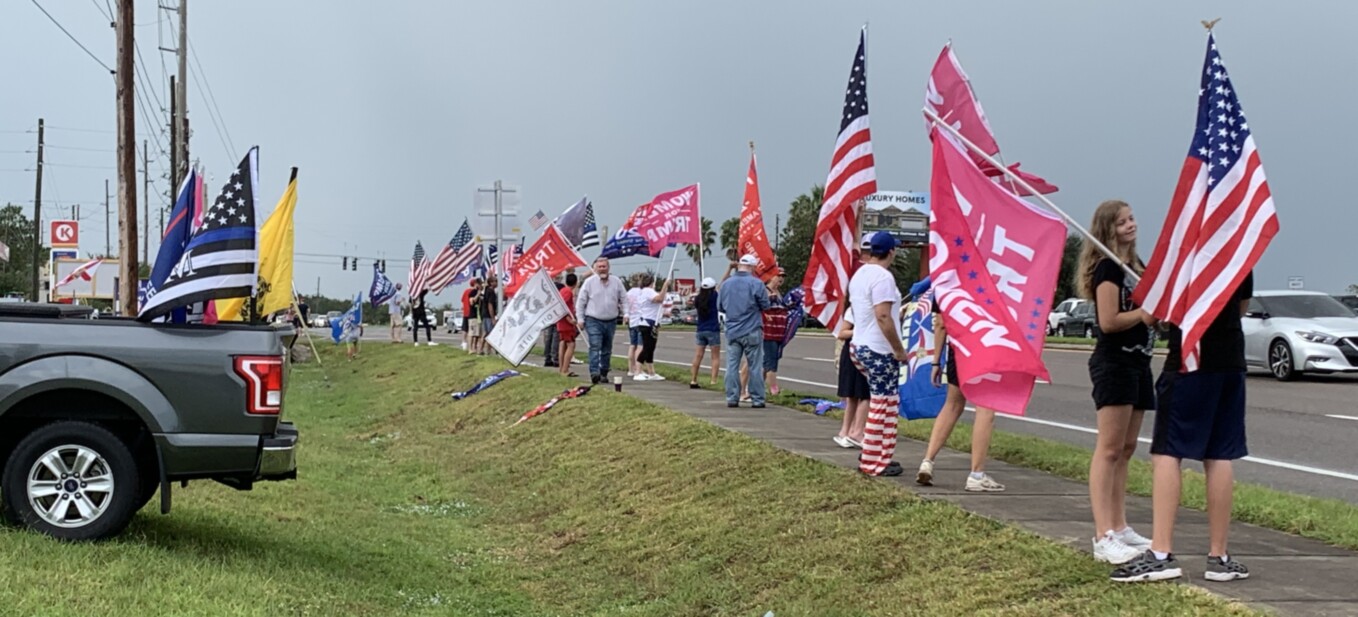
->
xmin=1164 ymin=271 xmax=1254 ymax=372
xmin=467 ymin=289 xmax=481 ymax=319
xmin=479 ymin=292 xmax=499 ymax=319
xmin=1092 ymin=258 xmax=1155 ymax=361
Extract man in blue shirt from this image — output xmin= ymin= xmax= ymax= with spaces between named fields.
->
xmin=718 ymin=254 xmax=771 ymax=407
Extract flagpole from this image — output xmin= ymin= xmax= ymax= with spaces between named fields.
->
xmin=291 ymin=283 xmax=325 ymax=370
xmin=923 ymin=106 xmax=1138 ymax=282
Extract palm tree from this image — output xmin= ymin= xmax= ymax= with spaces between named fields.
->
xmin=685 ymin=217 xmax=716 ymax=275
xmin=719 ymin=216 xmax=740 ymax=262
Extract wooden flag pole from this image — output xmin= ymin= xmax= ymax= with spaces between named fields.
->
xmin=923 ymin=106 xmax=1138 ymax=283
xmin=291 ymin=283 xmax=325 ymax=370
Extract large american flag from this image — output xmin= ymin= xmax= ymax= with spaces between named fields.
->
xmin=1134 ymin=33 xmax=1279 ymax=371
xmin=408 ymin=241 xmax=430 ymax=296
xmin=802 ymin=26 xmax=877 ymax=331
xmin=424 ymin=219 xmax=479 ymax=292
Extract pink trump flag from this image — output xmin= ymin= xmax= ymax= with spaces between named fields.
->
xmin=632 ymin=183 xmax=701 ymax=257
xmin=927 ymin=130 xmax=1065 ymax=416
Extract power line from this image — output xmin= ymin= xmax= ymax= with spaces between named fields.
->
xmin=39 ymin=144 xmax=116 ymax=153
xmin=188 ymin=38 xmax=236 ymax=155
xmin=90 ymin=0 xmax=111 ymax=22
xmin=187 ymin=66 xmax=233 ymax=161
xmin=30 ymin=0 xmax=115 ymax=75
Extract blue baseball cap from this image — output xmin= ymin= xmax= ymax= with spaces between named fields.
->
xmin=867 ymin=230 xmax=900 ymax=255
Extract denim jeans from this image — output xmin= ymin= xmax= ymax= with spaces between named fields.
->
xmin=725 ymin=331 xmax=765 ymax=404
xmin=584 ymin=316 xmax=616 ymax=378
xmin=542 ymin=325 xmax=560 ymax=364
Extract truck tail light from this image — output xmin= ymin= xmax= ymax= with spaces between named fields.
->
xmin=234 ymin=355 xmax=284 ymax=415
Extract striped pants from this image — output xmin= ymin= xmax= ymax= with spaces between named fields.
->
xmin=851 ymin=344 xmax=900 ymax=476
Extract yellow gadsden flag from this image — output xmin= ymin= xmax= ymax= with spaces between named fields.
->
xmin=219 ymin=169 xmax=298 ymax=321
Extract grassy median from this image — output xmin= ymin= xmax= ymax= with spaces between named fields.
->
xmin=0 ymin=345 xmax=1256 ymax=616
xmin=630 ymin=357 xmax=1358 ymax=552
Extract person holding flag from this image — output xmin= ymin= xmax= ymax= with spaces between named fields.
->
xmin=411 ymin=288 xmax=436 ymax=346
xmin=387 ymin=283 xmax=405 ymax=343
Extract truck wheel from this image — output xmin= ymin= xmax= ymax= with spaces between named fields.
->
xmin=1 ymin=421 xmax=141 ymax=541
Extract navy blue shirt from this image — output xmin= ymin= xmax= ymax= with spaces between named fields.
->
xmin=696 ymin=292 xmax=720 ymax=332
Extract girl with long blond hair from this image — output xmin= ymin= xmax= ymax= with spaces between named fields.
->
xmin=1079 ymin=199 xmax=1158 ymax=566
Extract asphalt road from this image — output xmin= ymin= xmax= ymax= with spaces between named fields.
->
xmin=356 ymin=325 xmax=1358 ymax=505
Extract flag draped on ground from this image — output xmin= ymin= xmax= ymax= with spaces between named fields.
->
xmin=924 ymin=44 xmax=1057 ymax=196
xmin=486 ymin=268 xmax=571 ymax=365
xmin=504 ymin=225 xmax=588 ymax=295
xmin=632 ymin=184 xmax=701 ymax=257
xmin=450 ymin=370 xmax=522 ymax=400
xmin=513 ymin=386 xmax=592 ymax=427
xmin=425 ymin=219 xmax=480 ymax=292
xmin=219 ymin=168 xmax=299 ymax=321
xmin=1134 ymin=33 xmax=1279 ymax=372
xmin=739 ymin=153 xmax=778 ymax=280
xmin=139 ymin=148 xmax=260 ymax=322
xmin=408 ymin=241 xmax=430 ymax=295
xmin=369 ymin=263 xmax=397 ymax=308
xmin=803 ymin=27 xmax=877 ymax=332
xmin=928 ymin=131 xmax=1064 ymax=416
xmin=54 ymin=258 xmax=103 ymax=291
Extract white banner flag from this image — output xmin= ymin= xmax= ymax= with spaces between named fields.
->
xmin=486 ymin=268 xmax=569 ymax=366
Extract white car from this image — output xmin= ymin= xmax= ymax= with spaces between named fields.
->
xmin=1243 ymin=291 xmax=1358 ymax=381
xmin=1047 ymin=298 xmax=1088 ymax=335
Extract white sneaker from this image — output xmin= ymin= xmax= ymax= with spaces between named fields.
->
xmin=1093 ymin=532 xmax=1142 ymax=565
xmin=1114 ymin=526 xmax=1152 ymax=552
xmin=964 ymin=473 xmax=1005 ymax=493
xmin=833 ymin=436 xmax=855 ymax=449
xmin=428 ymin=342 xmax=439 ymax=347
xmin=460 ymin=342 xmax=467 ymax=350
xmin=633 ymin=374 xmax=650 ymax=382
xmin=648 ymin=374 xmax=665 ymax=381
xmin=413 ymin=342 xmax=421 ymax=347
xmin=916 ymin=460 xmax=934 ymax=486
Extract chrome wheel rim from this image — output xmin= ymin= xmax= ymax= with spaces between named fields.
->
xmin=1270 ymin=344 xmax=1291 ymax=379
xmin=27 ymin=445 xmax=115 ymax=528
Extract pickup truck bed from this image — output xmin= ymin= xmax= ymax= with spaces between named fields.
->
xmin=0 ymin=303 xmax=299 ymax=541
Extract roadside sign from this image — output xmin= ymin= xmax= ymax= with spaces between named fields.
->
xmin=861 ymin=191 xmax=930 ymax=244
xmin=673 ymin=277 xmax=696 ymax=296
xmin=0 ymin=240 xmax=8 ymax=262
xmin=1287 ymin=276 xmax=1304 ymax=290
xmin=50 ymin=220 xmax=79 ymax=249
xmin=51 ymin=249 xmax=78 ymax=260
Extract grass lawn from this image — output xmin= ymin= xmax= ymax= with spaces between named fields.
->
xmin=0 ymin=345 xmax=1258 ymax=616
xmin=628 ymin=358 xmax=1358 ymax=552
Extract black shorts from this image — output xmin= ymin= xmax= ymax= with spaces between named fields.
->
xmin=836 ymin=342 xmax=870 ymax=399
xmin=461 ymin=316 xmax=470 ymax=330
xmin=945 ymin=349 xmax=959 ymax=386
xmin=1151 ymin=370 xmax=1247 ymax=461
xmin=1088 ymin=353 xmax=1155 ymax=410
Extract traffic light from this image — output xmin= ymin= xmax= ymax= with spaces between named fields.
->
xmin=342 ymin=257 xmax=348 ymax=269
xmin=351 ymin=257 xmax=357 ymax=271
xmin=379 ymin=259 xmax=386 ymax=273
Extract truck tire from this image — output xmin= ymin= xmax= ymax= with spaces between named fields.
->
xmin=1 ymin=421 xmax=141 ymax=541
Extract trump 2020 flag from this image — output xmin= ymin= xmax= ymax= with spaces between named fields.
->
xmin=331 ymin=294 xmax=362 ymax=343
xmin=139 ymin=147 xmax=260 ymax=322
xmin=486 ymin=268 xmax=571 ymax=365
xmin=369 ymin=263 xmax=397 ymax=308
xmin=899 ymin=280 xmax=947 ymax=420
xmin=600 ymin=203 xmax=652 ymax=259
xmin=928 ymin=131 xmax=1064 ymax=416
xmin=633 ymin=183 xmax=701 ymax=257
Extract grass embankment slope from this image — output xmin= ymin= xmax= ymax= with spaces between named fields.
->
xmin=0 ymin=345 xmax=1253 ymax=616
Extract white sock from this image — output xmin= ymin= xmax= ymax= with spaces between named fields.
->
xmin=1152 ymin=550 xmax=1169 ymax=560
xmin=969 ymin=471 xmax=985 ymax=480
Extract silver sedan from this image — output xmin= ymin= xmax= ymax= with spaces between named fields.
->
xmin=1243 ymin=291 xmax=1358 ymax=381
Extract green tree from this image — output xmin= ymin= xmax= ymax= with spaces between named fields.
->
xmin=0 ymin=204 xmax=49 ymax=300
xmin=1348 ymin=284 xmax=1358 ymax=295
xmin=775 ymin=185 xmax=823 ymax=290
xmin=1055 ymin=234 xmax=1083 ymax=302
xmin=685 ymin=217 xmax=716 ymax=273
xmin=719 ymin=216 xmax=740 ymax=262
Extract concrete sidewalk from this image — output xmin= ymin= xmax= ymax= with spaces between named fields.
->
xmin=618 ymin=378 xmax=1358 ymax=617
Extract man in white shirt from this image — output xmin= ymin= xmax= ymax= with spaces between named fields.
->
xmin=575 ymin=257 xmax=628 ymax=384
xmin=847 ymin=231 xmax=906 ymax=477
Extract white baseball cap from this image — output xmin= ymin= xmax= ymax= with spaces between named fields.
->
xmin=701 ymin=277 xmax=717 ymax=289
xmin=738 ymin=254 xmax=759 ymax=266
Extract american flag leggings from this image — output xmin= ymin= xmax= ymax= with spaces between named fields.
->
xmin=851 ymin=344 xmax=900 ymax=476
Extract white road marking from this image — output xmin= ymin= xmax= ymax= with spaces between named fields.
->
xmin=803 ymin=357 xmax=836 ymax=363
xmin=1327 ymin=414 xmax=1358 ymax=422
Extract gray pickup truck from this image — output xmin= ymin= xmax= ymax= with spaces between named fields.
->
xmin=0 ymin=303 xmax=299 ymax=541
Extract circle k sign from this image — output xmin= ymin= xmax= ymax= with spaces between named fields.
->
xmin=50 ymin=220 xmax=79 ymax=249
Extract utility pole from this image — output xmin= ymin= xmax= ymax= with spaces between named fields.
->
xmin=117 ymin=0 xmax=139 ymax=315
xmin=168 ymin=75 xmax=178 ymax=188
xmin=774 ymin=214 xmax=780 ymax=251
xmin=142 ymin=140 xmax=150 ymax=263
xmin=105 ymin=180 xmax=111 ymax=256
xmin=176 ymin=0 xmax=188 ymax=182
xmin=31 ymin=119 xmax=44 ymax=303
xmin=475 ymin=180 xmax=519 ymax=309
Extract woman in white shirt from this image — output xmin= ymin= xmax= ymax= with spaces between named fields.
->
xmin=633 ymin=272 xmax=672 ymax=381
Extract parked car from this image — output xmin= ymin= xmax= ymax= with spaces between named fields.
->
xmin=311 ymin=315 xmax=329 ymax=328
xmin=0 ymin=302 xmax=298 ymax=540
xmin=1056 ymin=302 xmax=1096 ymax=338
xmin=678 ymin=309 xmax=697 ymax=326
xmin=1047 ymin=298 xmax=1089 ymax=335
xmin=1333 ymin=294 xmax=1358 ymax=316
xmin=443 ymin=309 xmax=463 ymax=333
xmin=405 ymin=312 xmax=440 ymax=331
xmin=1244 ymin=291 xmax=1358 ymax=381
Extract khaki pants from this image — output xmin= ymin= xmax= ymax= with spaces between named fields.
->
xmin=390 ymin=314 xmax=402 ymax=341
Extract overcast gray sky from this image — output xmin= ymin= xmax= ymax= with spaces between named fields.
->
xmin=3 ymin=1 xmax=1352 ymax=300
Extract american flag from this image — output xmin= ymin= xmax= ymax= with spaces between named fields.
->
xmin=424 ymin=219 xmax=480 ymax=292
xmin=580 ymin=201 xmax=600 ymax=248
xmin=802 ymin=26 xmax=877 ymax=331
xmin=408 ymin=241 xmax=430 ymax=296
xmin=499 ymin=238 xmax=523 ymax=284
xmin=139 ymin=147 xmax=259 ymax=321
xmin=528 ymin=209 xmax=548 ymax=231
xmin=1134 ymin=33 xmax=1279 ymax=371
